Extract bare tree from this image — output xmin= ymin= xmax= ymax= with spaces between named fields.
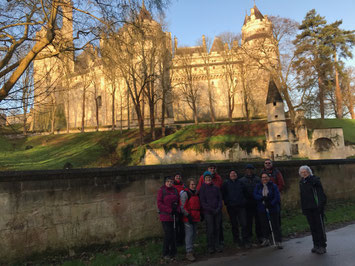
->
xmin=196 ymin=35 xmax=216 ymax=123
xmin=174 ymin=52 xmax=201 ymax=124
xmin=218 ymin=32 xmax=241 ymax=122
xmin=0 ymin=0 xmax=170 ymax=103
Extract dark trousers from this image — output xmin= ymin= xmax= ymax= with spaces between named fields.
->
xmin=175 ymin=214 xmax=185 ymax=245
xmin=304 ymin=209 xmax=327 ymax=248
xmin=245 ymin=205 xmax=262 ymax=242
xmin=227 ymin=205 xmax=248 ymax=243
xmin=258 ymin=210 xmax=282 ymax=243
xmin=162 ymin=221 xmax=177 ymax=257
xmin=205 ymin=212 xmax=222 ymax=251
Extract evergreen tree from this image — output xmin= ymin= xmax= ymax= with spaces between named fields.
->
xmin=293 ymin=9 xmax=332 ymax=119
xmin=322 ymin=21 xmax=355 ymax=118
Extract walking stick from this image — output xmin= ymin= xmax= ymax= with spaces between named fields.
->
xmin=264 ymin=203 xmax=276 ymax=247
xmin=313 ymin=188 xmax=327 ymax=242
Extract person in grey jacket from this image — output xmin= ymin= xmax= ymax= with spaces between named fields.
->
xmin=299 ymin=165 xmax=327 ymax=254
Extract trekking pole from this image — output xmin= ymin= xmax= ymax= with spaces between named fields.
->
xmin=264 ymin=204 xmax=276 ymax=247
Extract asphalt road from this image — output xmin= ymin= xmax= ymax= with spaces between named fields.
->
xmin=191 ymin=223 xmax=355 ymax=266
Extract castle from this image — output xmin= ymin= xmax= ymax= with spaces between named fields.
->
xmin=32 ymin=3 xmax=278 ymax=131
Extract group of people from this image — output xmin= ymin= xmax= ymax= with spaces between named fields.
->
xmin=157 ymin=160 xmax=327 ymax=262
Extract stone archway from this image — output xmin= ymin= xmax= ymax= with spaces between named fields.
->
xmin=314 ymin=138 xmax=335 ymax=152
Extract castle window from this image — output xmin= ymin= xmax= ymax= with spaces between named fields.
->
xmin=277 ymin=135 xmax=281 ymax=138
xmin=275 ymin=115 xmax=278 ymax=118
xmin=211 ymin=81 xmax=214 ymax=85
xmin=273 ymin=102 xmax=276 ymax=106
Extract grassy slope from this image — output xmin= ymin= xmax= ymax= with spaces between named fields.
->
xmin=0 ymin=130 xmax=136 ymax=171
xmin=0 ymin=119 xmax=354 ymax=171
xmin=305 ymin=118 xmax=355 ymax=144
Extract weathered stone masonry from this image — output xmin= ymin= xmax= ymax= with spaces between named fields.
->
xmin=0 ymin=160 xmax=354 ymax=262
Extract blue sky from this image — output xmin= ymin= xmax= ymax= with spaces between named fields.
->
xmin=165 ymin=0 xmax=355 ymax=65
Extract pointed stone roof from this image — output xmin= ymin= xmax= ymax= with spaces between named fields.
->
xmin=253 ymin=5 xmax=264 ymax=20
xmin=210 ymin=37 xmax=224 ymax=52
xmin=266 ymin=79 xmax=283 ymax=104
xmin=243 ymin=5 xmax=264 ymax=25
xmin=138 ymin=0 xmax=153 ymax=21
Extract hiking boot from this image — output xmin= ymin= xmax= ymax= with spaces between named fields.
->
xmin=216 ymin=246 xmax=223 ymax=253
xmin=311 ymin=246 xmax=319 ymax=253
xmin=261 ymin=239 xmax=270 ymax=247
xmin=244 ymin=242 xmax=252 ymax=249
xmin=276 ymin=242 xmax=283 ymax=249
xmin=316 ymin=247 xmax=326 ymax=254
xmin=186 ymin=252 xmax=196 ymax=262
xmin=208 ymin=248 xmax=215 ymax=254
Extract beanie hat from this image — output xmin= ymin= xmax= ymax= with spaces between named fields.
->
xmin=203 ymin=171 xmax=212 ymax=179
xmin=245 ymin=164 xmax=255 ymax=169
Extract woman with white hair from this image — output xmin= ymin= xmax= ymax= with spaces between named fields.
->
xmin=299 ymin=165 xmax=327 ymax=254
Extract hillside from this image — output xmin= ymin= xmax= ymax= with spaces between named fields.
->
xmin=0 ymin=119 xmax=354 ymax=171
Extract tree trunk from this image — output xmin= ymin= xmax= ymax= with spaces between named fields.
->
xmin=95 ymin=98 xmax=99 ymax=132
xmin=161 ymin=89 xmax=166 ymax=137
xmin=81 ymin=89 xmax=86 ymax=132
xmin=112 ymin=87 xmax=115 ymax=131
xmin=23 ymin=113 xmax=27 ymax=136
xmin=66 ymin=96 xmax=70 ymax=133
xmin=318 ymin=76 xmax=325 ymax=119
xmin=334 ymin=53 xmax=343 ymax=118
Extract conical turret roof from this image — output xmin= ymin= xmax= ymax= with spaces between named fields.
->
xmin=266 ymin=79 xmax=283 ymax=104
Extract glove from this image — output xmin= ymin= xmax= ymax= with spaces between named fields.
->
xmin=187 ymin=214 xmax=194 ymax=224
xmin=171 ymin=202 xmax=178 ymax=215
xmin=200 ymin=213 xmax=205 ymax=222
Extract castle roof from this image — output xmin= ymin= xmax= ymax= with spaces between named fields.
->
xmin=266 ymin=79 xmax=283 ymax=104
xmin=175 ymin=46 xmax=204 ymax=56
xmin=138 ymin=0 xmax=153 ymax=21
xmin=243 ymin=5 xmax=265 ymax=26
xmin=210 ymin=37 xmax=224 ymax=53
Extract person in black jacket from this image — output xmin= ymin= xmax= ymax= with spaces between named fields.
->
xmin=299 ymin=165 xmax=327 ymax=255
xmin=222 ymin=170 xmax=248 ymax=247
xmin=240 ymin=164 xmax=262 ymax=246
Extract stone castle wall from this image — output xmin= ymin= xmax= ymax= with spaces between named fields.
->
xmin=0 ymin=160 xmax=355 ymax=262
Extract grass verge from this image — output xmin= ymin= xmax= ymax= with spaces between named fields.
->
xmin=13 ymin=200 xmax=355 ymax=266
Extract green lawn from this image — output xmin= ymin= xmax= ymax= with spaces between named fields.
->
xmin=306 ymin=119 xmax=355 ymax=144
xmin=0 ymin=119 xmax=354 ymax=171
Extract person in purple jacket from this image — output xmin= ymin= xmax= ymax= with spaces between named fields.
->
xmin=199 ymin=171 xmax=223 ymax=254
xmin=157 ymin=176 xmax=180 ymax=260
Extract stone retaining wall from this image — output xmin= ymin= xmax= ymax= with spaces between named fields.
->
xmin=0 ymin=160 xmax=354 ymax=262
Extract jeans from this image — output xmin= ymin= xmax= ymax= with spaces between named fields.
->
xmin=205 ymin=212 xmax=222 ymax=251
xmin=161 ymin=221 xmax=177 ymax=257
xmin=227 ymin=205 xmax=248 ymax=243
xmin=184 ymin=222 xmax=197 ymax=252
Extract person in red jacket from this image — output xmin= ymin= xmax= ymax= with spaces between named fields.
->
xmin=173 ymin=173 xmax=186 ymax=246
xmin=180 ymin=178 xmax=201 ymax=262
xmin=260 ymin=159 xmax=285 ymax=192
xmin=197 ymin=164 xmax=223 ymax=191
xmin=157 ymin=176 xmax=180 ymax=260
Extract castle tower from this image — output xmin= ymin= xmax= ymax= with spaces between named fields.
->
xmin=266 ymin=79 xmax=291 ymax=159
xmin=240 ymin=5 xmax=277 ymax=117
xmin=32 ymin=0 xmax=75 ymax=131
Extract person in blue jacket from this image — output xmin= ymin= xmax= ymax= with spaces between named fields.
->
xmin=254 ymin=172 xmax=283 ymax=249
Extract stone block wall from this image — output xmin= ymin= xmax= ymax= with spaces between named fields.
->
xmin=0 ymin=160 xmax=354 ymax=262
